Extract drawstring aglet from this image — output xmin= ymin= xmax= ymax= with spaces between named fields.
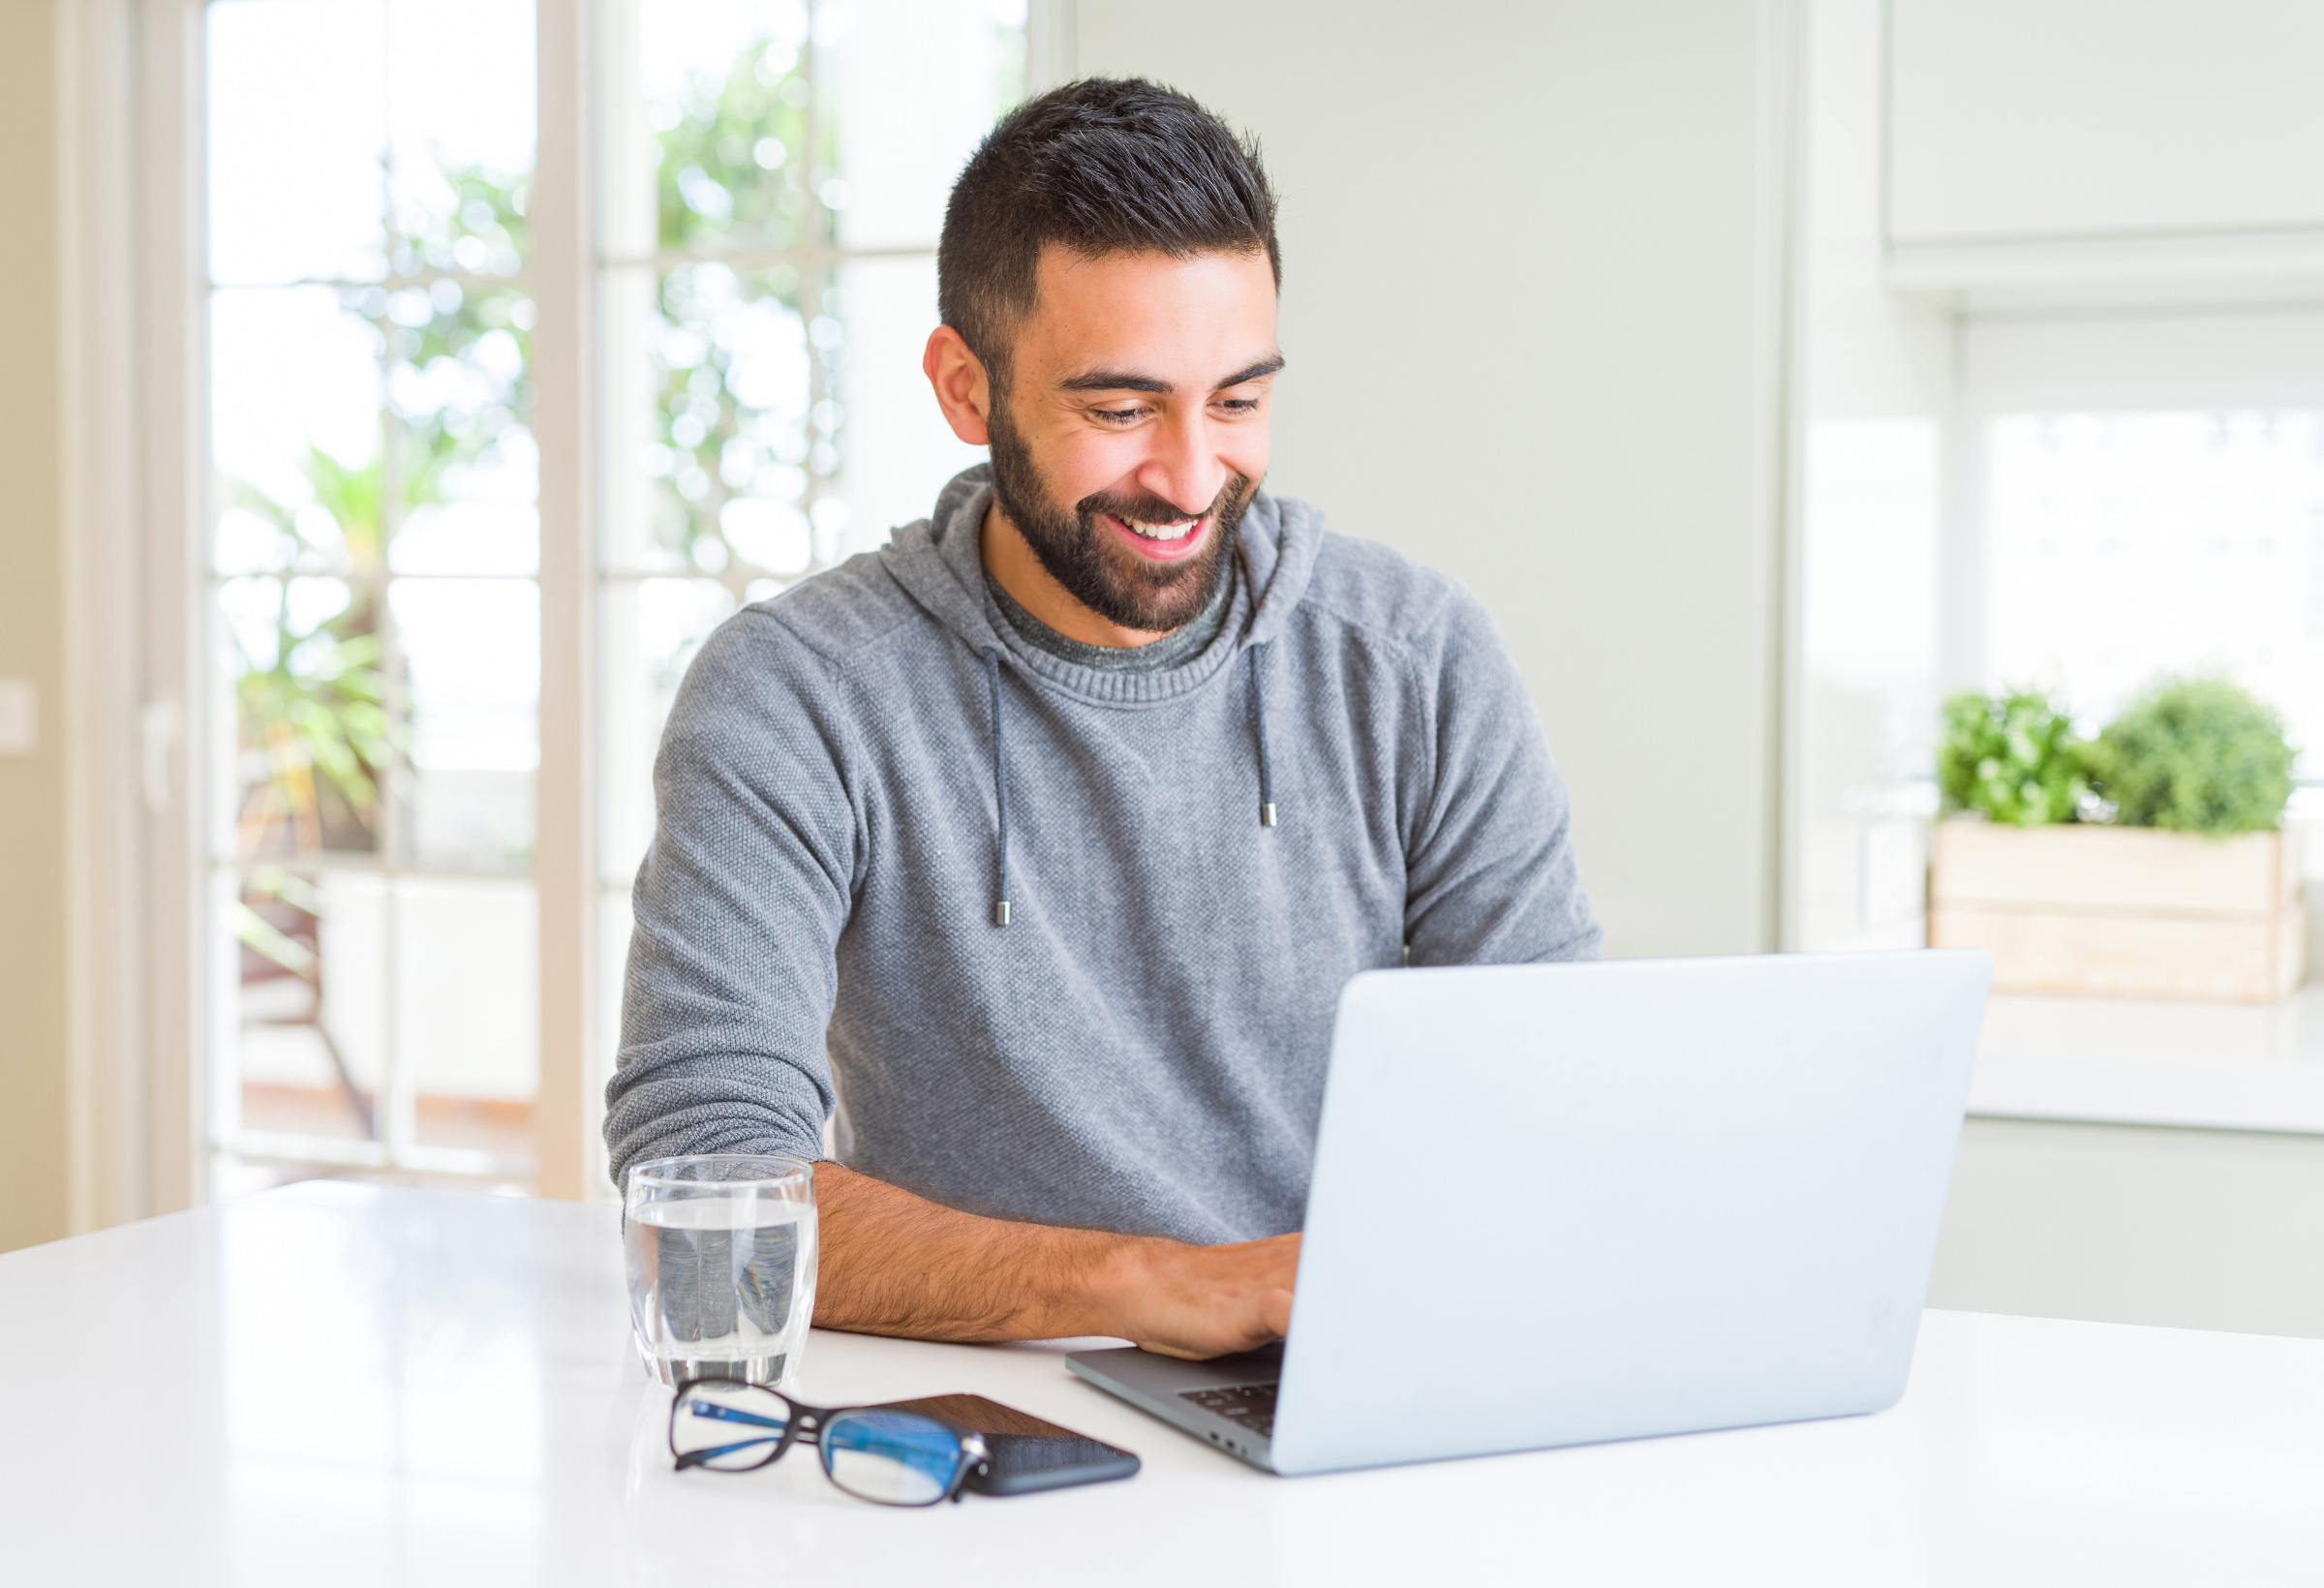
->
xmin=993 ymin=901 xmax=1012 ymax=927
xmin=1260 ymin=803 xmax=1278 ymax=828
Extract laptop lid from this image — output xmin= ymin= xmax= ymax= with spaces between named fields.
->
xmin=1269 ymin=951 xmax=1990 ymax=1476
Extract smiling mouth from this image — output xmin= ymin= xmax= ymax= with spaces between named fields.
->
xmin=1111 ymin=512 xmax=1205 ymax=543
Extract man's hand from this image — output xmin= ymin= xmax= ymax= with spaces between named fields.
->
xmin=811 ymin=1162 xmax=1298 ymax=1359
xmin=1099 ymin=1232 xmax=1300 ymax=1359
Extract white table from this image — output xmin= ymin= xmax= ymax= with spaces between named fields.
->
xmin=3 ymin=1183 xmax=2320 ymax=1586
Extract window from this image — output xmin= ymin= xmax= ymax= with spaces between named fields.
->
xmin=199 ymin=0 xmax=1024 ymax=1198
xmin=1984 ymin=409 xmax=2324 ymax=764
xmin=1946 ymin=321 xmax=2324 ymax=1119
xmin=206 ymin=0 xmax=543 ymax=1188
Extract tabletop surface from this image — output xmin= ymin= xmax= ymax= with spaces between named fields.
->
xmin=3 ymin=1182 xmax=2320 ymax=1587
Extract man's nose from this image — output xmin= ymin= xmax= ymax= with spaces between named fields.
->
xmin=1135 ymin=410 xmax=1229 ymax=518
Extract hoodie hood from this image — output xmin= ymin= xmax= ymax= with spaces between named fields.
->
xmin=880 ymin=464 xmax=1326 ymax=703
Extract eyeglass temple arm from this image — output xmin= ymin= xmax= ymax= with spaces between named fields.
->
xmin=675 ymin=1437 xmax=782 ymax=1468
xmin=680 ymin=1400 xmax=788 ymax=1431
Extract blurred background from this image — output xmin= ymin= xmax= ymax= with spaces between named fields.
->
xmin=2 ymin=0 xmax=2319 ymax=1338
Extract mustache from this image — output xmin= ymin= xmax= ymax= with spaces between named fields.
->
xmin=1077 ymin=475 xmax=1252 ymax=531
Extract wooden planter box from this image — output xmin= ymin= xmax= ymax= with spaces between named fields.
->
xmin=1928 ymin=822 xmax=2305 ymax=1003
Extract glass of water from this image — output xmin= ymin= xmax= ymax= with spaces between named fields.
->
xmin=624 ymin=1154 xmax=818 ymax=1389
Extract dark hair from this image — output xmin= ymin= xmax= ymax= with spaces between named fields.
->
xmin=937 ymin=77 xmax=1280 ymax=385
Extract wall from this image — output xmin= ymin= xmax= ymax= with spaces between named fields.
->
xmin=1070 ymin=0 xmax=1797 ymax=959
xmin=0 ymin=0 xmax=72 ymax=1253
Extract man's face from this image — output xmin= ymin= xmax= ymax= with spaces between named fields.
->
xmin=984 ymin=248 xmax=1281 ymax=634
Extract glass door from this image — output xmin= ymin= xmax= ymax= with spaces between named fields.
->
xmin=205 ymin=0 xmax=542 ymax=1191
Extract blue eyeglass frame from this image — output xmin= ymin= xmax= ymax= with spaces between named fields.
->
xmin=669 ymin=1378 xmax=992 ymax=1507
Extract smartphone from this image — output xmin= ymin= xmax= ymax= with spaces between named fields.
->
xmin=879 ymin=1392 xmax=1141 ymax=1496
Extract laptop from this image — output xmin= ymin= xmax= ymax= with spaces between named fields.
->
xmin=1068 ymin=951 xmax=1991 ymax=1476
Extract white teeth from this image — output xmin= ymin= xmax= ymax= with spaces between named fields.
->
xmin=1124 ymin=517 xmax=1197 ymax=541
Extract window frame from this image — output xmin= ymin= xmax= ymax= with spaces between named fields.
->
xmin=135 ymin=0 xmax=218 ymax=1216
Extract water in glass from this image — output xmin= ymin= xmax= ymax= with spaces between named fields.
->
xmin=626 ymin=1156 xmax=817 ymax=1387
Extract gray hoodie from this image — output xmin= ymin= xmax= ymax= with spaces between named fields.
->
xmin=606 ymin=465 xmax=1600 ymax=1242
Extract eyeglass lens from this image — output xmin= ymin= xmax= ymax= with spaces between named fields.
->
xmin=672 ymin=1381 xmax=791 ymax=1470
xmin=671 ymin=1383 xmax=968 ymax=1505
xmin=819 ymin=1409 xmax=968 ymax=1506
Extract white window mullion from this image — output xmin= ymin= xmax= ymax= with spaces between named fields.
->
xmin=534 ymin=0 xmax=605 ymax=1200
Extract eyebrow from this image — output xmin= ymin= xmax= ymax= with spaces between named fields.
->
xmin=1057 ymin=353 xmax=1287 ymax=396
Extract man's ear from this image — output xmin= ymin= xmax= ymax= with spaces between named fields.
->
xmin=923 ymin=326 xmax=994 ymax=446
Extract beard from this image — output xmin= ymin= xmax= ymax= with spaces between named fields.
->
xmin=986 ymin=396 xmax=1253 ymax=636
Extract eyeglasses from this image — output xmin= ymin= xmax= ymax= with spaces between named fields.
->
xmin=668 ymin=1378 xmax=992 ymax=1507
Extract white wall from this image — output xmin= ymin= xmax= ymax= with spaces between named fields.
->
xmin=1067 ymin=0 xmax=1798 ymax=958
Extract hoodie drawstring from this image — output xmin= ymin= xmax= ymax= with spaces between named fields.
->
xmin=1248 ymin=641 xmax=1278 ymax=827
xmin=982 ymin=638 xmax=1279 ymax=929
xmin=984 ymin=648 xmax=1012 ymax=926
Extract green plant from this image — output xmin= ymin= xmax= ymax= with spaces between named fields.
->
xmin=1937 ymin=688 xmax=2087 ymax=826
xmin=227 ymin=447 xmax=396 ymax=856
xmin=655 ymin=37 xmax=816 ymax=256
xmin=223 ymin=149 xmax=534 ymax=863
xmin=2086 ymin=677 xmax=2295 ymax=837
xmin=647 ymin=38 xmax=832 ymax=581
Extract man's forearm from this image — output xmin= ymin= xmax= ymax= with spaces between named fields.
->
xmin=810 ymin=1162 xmax=1299 ymax=1359
xmin=810 ymin=1162 xmax=1135 ymax=1341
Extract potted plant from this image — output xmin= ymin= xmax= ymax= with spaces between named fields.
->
xmin=1928 ymin=680 xmax=2304 ymax=1002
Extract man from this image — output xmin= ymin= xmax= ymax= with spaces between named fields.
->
xmin=606 ymin=78 xmax=1599 ymax=1360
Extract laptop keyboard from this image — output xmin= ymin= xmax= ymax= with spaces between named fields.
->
xmin=1179 ymin=1382 xmax=1279 ymax=1440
